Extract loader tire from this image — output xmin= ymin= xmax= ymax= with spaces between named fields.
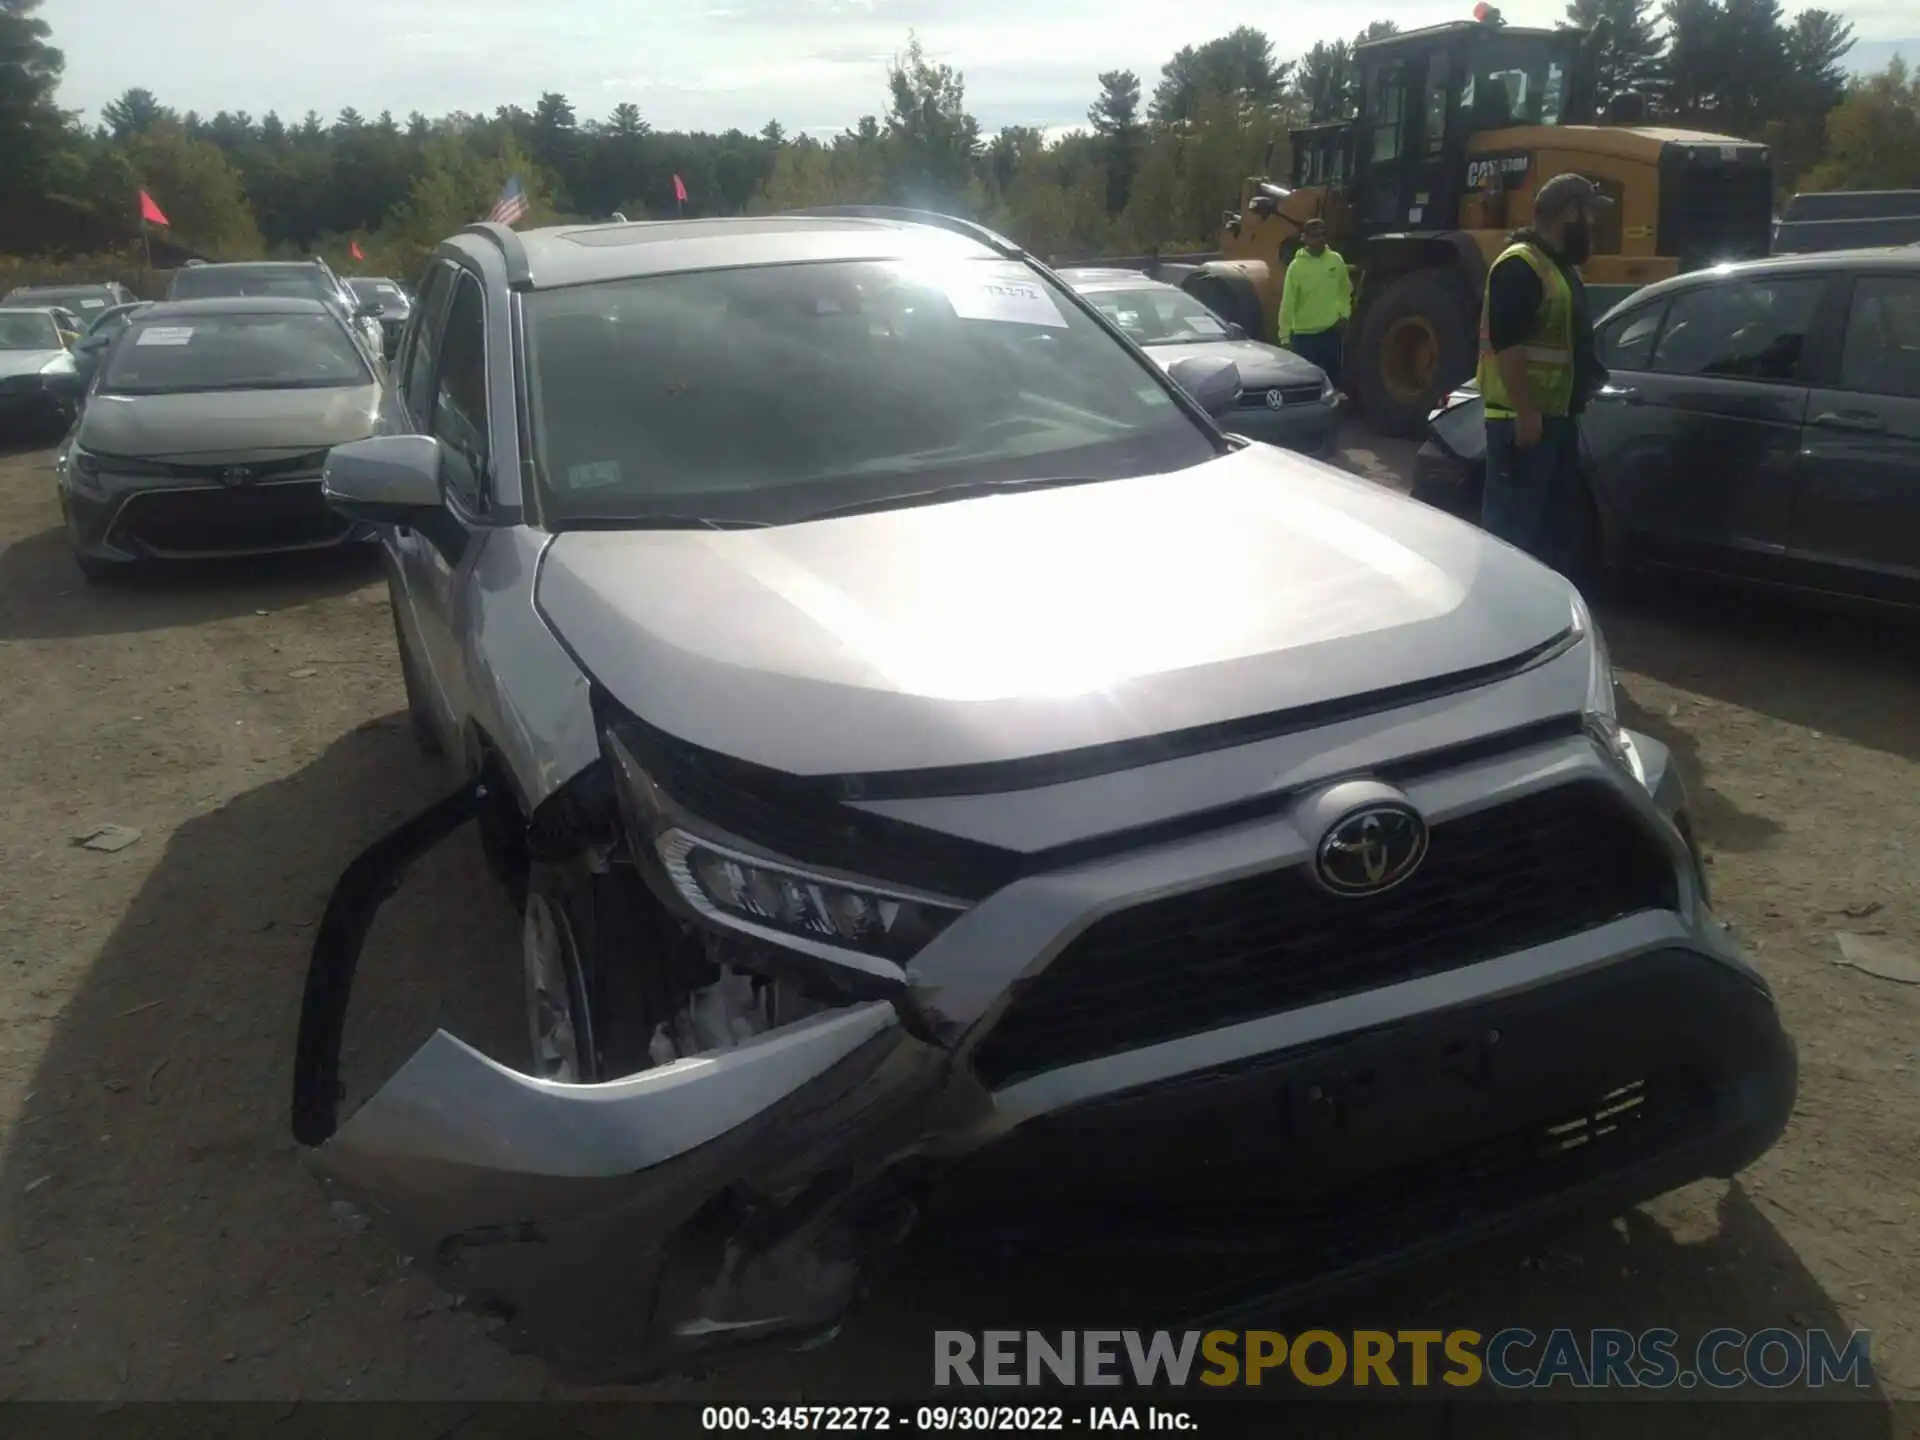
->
xmin=1354 ymin=268 xmax=1478 ymax=437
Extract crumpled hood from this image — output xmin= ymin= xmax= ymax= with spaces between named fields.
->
xmin=76 ymin=385 xmax=380 ymax=462
xmin=537 ymin=445 xmax=1578 ymax=777
xmin=1145 ymin=337 xmax=1326 ymax=389
xmin=0 ymin=349 xmax=68 ymax=382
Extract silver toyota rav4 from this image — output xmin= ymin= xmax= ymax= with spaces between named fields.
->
xmin=296 ymin=209 xmax=1796 ymax=1383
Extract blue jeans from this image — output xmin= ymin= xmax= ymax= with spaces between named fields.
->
xmin=1482 ymin=415 xmax=1580 ymax=568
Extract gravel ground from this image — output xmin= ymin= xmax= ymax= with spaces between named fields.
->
xmin=0 ymin=429 xmax=1914 ymax=1420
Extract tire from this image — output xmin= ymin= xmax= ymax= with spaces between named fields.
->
xmin=1353 ymin=268 xmax=1478 ymax=438
xmin=522 ymin=868 xmax=601 ymax=1083
xmin=522 ymin=858 xmax=665 ymax=1081
xmin=388 ymin=597 xmax=443 ymax=757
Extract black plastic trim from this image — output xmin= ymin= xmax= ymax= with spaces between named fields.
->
xmin=459 ymin=221 xmax=532 ymax=287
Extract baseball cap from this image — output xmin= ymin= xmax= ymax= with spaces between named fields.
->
xmin=1533 ymin=172 xmax=1614 ymax=222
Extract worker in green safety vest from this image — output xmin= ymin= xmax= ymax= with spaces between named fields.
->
xmin=1477 ymin=172 xmax=1612 ymax=571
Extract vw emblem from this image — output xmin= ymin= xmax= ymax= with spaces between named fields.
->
xmin=220 ymin=466 xmax=255 ymax=487
xmin=1314 ymin=802 xmax=1428 ymax=895
xmin=1264 ymin=387 xmax=1286 ymax=410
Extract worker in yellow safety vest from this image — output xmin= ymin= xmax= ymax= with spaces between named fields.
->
xmin=1278 ymin=217 xmax=1352 ymax=391
xmin=1477 ymin=172 xmax=1612 ymax=571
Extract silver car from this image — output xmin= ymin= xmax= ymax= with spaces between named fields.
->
xmin=55 ymin=297 xmax=379 ymax=578
xmin=299 ymin=210 xmax=1796 ymax=1383
xmin=0 ymin=307 xmax=84 ymax=437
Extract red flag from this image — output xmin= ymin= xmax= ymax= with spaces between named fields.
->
xmin=672 ymin=173 xmax=688 ymax=204
xmin=139 ymin=188 xmax=170 ymax=227
xmin=350 ymin=240 xmax=365 ymax=261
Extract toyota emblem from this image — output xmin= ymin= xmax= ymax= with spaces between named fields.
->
xmin=220 ymin=466 xmax=255 ymax=487
xmin=1314 ymin=802 xmax=1429 ymax=895
xmin=1264 ymin=388 xmax=1286 ymax=410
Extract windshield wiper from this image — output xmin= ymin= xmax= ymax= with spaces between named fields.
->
xmin=797 ymin=475 xmax=1115 ymax=523
xmin=562 ymin=513 xmax=772 ymax=531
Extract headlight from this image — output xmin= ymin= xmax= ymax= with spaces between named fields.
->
xmin=63 ymin=447 xmax=106 ymax=494
xmin=658 ymin=831 xmax=963 ymax=966
xmin=1574 ymin=596 xmax=1638 ymax=780
xmin=1319 ymin=372 xmax=1335 ymax=401
xmin=604 ymin=723 xmax=967 ymax=973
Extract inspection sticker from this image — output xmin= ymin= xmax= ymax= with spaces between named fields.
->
xmin=79 ymin=298 xmax=107 ymax=309
xmin=947 ymin=277 xmax=1066 ymax=328
xmin=567 ymin=458 xmax=622 ymax=490
xmin=135 ymin=326 xmax=195 ymax=346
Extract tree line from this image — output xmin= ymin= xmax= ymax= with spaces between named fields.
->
xmin=1 ymin=0 xmax=1916 ymax=284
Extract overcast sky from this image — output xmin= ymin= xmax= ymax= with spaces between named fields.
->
xmin=52 ymin=0 xmax=1918 ymax=138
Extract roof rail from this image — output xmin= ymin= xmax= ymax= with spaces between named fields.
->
xmin=458 ymin=221 xmax=533 ymax=287
xmin=784 ymin=206 xmax=1024 ymax=258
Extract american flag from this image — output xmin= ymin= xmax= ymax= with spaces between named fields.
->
xmin=486 ymin=174 xmax=529 ymax=227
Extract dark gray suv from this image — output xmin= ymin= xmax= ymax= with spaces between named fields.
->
xmin=294 ymin=209 xmax=1797 ymax=1383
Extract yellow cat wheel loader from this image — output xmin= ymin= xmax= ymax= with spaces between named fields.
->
xmin=1173 ymin=9 xmax=1776 ymax=435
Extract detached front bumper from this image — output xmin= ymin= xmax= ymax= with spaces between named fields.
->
xmin=297 ymin=726 xmax=1795 ymax=1382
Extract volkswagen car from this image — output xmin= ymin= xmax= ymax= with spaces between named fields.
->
xmin=294 ymin=210 xmax=1797 ymax=1383
xmin=56 ymin=297 xmax=379 ymax=578
xmin=1058 ymin=267 xmax=1338 ymax=456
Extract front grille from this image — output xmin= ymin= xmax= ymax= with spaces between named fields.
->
xmin=113 ymin=450 xmax=331 ymax=485
xmin=970 ymin=782 xmax=1679 ymax=1088
xmin=111 ymin=480 xmax=352 ymax=556
xmin=1236 ymin=382 xmax=1323 ymax=409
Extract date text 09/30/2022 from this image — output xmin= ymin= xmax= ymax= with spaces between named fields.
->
xmin=701 ymin=1407 xmax=1194 ymax=1433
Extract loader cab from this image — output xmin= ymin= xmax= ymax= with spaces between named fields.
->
xmin=1288 ymin=17 xmax=1591 ymax=239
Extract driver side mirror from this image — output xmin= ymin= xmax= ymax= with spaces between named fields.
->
xmin=1166 ymin=355 xmax=1243 ymax=418
xmin=322 ymin=434 xmax=444 ymax=526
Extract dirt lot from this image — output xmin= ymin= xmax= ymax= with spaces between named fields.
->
xmin=0 ymin=429 xmax=1916 ymax=1414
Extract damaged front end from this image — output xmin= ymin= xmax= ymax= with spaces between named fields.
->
xmin=290 ymin=701 xmax=997 ymax=1381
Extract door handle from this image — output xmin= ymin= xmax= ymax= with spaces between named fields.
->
xmin=1596 ymin=385 xmax=1641 ymax=404
xmin=1811 ymin=410 xmax=1886 ymax=433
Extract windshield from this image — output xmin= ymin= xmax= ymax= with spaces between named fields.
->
xmin=1079 ymin=285 xmax=1233 ymax=345
xmin=1458 ymin=35 xmax=1574 ymax=129
xmin=169 ymin=266 xmax=335 ymax=303
xmin=349 ymin=279 xmax=406 ymax=305
xmin=0 ymin=311 xmax=61 ymax=350
xmin=523 ymin=257 xmax=1216 ymax=527
xmin=101 ymin=312 xmax=371 ymax=394
xmin=5 ymin=287 xmax=114 ymax=312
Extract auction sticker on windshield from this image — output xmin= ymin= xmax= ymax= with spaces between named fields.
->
xmin=136 ymin=326 xmax=194 ymax=346
xmin=947 ymin=277 xmax=1066 ymax=328
xmin=567 ymin=459 xmax=622 ymax=490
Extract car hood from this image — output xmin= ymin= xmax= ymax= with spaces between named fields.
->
xmin=1143 ymin=337 xmax=1325 ymax=389
xmin=0 ymin=348 xmax=67 ymax=381
xmin=538 ymin=446 xmax=1578 ymax=778
xmin=77 ymin=385 xmax=380 ymax=462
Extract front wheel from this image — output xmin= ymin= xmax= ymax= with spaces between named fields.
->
xmin=1353 ymin=269 xmax=1478 ymax=438
xmin=521 ymin=858 xmax=666 ymax=1081
xmin=522 ymin=873 xmax=600 ymax=1082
